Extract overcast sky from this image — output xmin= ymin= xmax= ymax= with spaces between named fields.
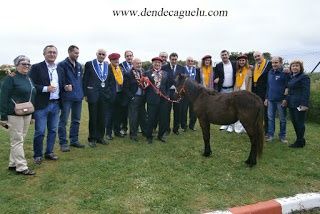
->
xmin=0 ymin=0 xmax=319 ymax=69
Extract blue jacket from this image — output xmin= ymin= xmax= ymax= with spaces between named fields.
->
xmin=266 ymin=68 xmax=289 ymax=102
xmin=286 ymin=72 xmax=310 ymax=108
xmin=57 ymin=58 xmax=84 ymax=101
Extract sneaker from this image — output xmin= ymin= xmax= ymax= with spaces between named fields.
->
xmin=266 ymin=136 xmax=273 ymax=142
xmin=226 ymin=126 xmax=234 ymax=133
xmin=70 ymin=142 xmax=85 ymax=148
xmin=17 ymin=168 xmax=35 ymax=176
xmin=220 ymin=125 xmax=227 ymax=131
xmin=45 ymin=153 xmax=58 ymax=160
xmin=60 ymin=145 xmax=71 ymax=152
xmin=280 ymin=138 xmax=288 ymax=144
xmin=34 ymin=157 xmax=43 ymax=165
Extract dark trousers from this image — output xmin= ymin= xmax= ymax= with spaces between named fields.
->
xmin=88 ymin=98 xmax=107 ymax=142
xmin=113 ymin=93 xmax=125 ymax=134
xmin=289 ymin=107 xmax=306 ymax=145
xmin=121 ymin=104 xmax=129 ymax=132
xmin=128 ymin=96 xmax=147 ymax=137
xmin=105 ymin=102 xmax=114 ymax=136
xmin=167 ymin=102 xmax=181 ymax=132
xmin=180 ymin=98 xmax=189 ymax=129
xmin=146 ymin=100 xmax=169 ymax=139
xmin=188 ymin=102 xmax=197 ymax=129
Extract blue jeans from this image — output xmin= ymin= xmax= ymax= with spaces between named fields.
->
xmin=267 ymin=100 xmax=287 ymax=138
xmin=58 ymin=100 xmax=82 ymax=145
xmin=33 ymin=102 xmax=60 ymax=158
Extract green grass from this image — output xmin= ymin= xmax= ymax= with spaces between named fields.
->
xmin=0 ymin=104 xmax=319 ymax=213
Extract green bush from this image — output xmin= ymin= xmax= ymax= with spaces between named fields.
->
xmin=307 ymin=73 xmax=320 ymax=123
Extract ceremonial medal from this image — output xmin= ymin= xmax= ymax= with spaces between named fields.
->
xmin=101 ymin=81 xmax=105 ymax=88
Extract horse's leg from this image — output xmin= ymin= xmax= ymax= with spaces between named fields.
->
xmin=199 ymin=118 xmax=212 ymax=157
xmin=242 ymin=124 xmax=257 ymax=167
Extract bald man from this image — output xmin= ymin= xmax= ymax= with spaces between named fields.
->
xmin=252 ymin=51 xmax=272 ymax=135
xmin=123 ymin=58 xmax=147 ymax=141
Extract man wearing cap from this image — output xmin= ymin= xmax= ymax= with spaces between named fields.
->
xmin=83 ymin=49 xmax=112 ymax=147
xmin=252 ymin=51 xmax=272 ymax=135
xmin=162 ymin=52 xmax=187 ymax=135
xmin=144 ymin=57 xmax=170 ymax=143
xmin=214 ymin=50 xmax=237 ymax=132
xmin=107 ymin=53 xmax=125 ymax=139
xmin=119 ymin=50 xmax=134 ymax=135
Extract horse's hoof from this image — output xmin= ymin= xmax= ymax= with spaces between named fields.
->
xmin=202 ymin=151 xmax=212 ymax=157
xmin=245 ymin=159 xmax=256 ymax=167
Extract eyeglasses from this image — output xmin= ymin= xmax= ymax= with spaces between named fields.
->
xmin=20 ymin=63 xmax=31 ymax=67
xmin=98 ymin=53 xmax=106 ymax=56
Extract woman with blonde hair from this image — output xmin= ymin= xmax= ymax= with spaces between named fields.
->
xmin=200 ymin=55 xmax=218 ymax=89
xmin=233 ymin=54 xmax=253 ymax=133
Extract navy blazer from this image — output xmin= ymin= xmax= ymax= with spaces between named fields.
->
xmin=252 ymin=60 xmax=272 ymax=100
xmin=162 ymin=63 xmax=187 ymax=87
xmin=83 ymin=61 xmax=116 ymax=103
xmin=214 ymin=61 xmax=237 ymax=92
xmin=29 ymin=61 xmax=60 ymax=110
xmin=286 ymin=72 xmax=310 ymax=108
xmin=123 ymin=68 xmax=145 ymax=102
xmin=144 ymin=70 xmax=170 ymax=105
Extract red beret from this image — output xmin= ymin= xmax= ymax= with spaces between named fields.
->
xmin=237 ymin=54 xmax=248 ymax=60
xmin=151 ymin=57 xmax=163 ymax=62
xmin=108 ymin=53 xmax=120 ymax=60
xmin=202 ymin=55 xmax=212 ymax=60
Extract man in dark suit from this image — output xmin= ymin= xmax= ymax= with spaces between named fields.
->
xmin=252 ymin=51 xmax=272 ymax=135
xmin=29 ymin=45 xmax=60 ymax=164
xmin=162 ymin=52 xmax=187 ymax=135
xmin=144 ymin=57 xmax=170 ymax=144
xmin=123 ymin=58 xmax=147 ymax=141
xmin=214 ymin=50 xmax=237 ymax=132
xmin=83 ymin=49 xmax=115 ymax=147
xmin=119 ymin=50 xmax=134 ymax=135
xmin=182 ymin=57 xmax=201 ymax=131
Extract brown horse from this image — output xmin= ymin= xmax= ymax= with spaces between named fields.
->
xmin=175 ymin=75 xmax=264 ymax=167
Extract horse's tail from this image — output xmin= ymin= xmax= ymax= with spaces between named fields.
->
xmin=255 ymin=102 xmax=265 ymax=158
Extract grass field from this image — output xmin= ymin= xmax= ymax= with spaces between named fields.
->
xmin=0 ymin=103 xmax=319 ymax=213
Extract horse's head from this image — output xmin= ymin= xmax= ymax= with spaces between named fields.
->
xmin=174 ymin=73 xmax=188 ymax=98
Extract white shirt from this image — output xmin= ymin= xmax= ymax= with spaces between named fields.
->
xmin=222 ymin=61 xmax=233 ymax=87
xmin=43 ymin=61 xmax=60 ymax=100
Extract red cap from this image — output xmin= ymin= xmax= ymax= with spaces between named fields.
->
xmin=202 ymin=55 xmax=212 ymax=60
xmin=151 ymin=57 xmax=163 ymax=62
xmin=237 ymin=54 xmax=248 ymax=60
xmin=108 ymin=53 xmax=120 ymax=60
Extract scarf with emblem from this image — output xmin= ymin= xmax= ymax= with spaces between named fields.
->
xmin=253 ymin=58 xmax=266 ymax=83
xmin=235 ymin=66 xmax=249 ymax=89
xmin=152 ymin=69 xmax=163 ymax=88
xmin=111 ymin=64 xmax=123 ymax=85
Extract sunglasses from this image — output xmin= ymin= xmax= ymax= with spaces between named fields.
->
xmin=20 ymin=63 xmax=31 ymax=67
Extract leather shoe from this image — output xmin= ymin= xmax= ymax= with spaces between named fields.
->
xmin=88 ymin=141 xmax=96 ymax=148
xmin=45 ymin=153 xmax=58 ymax=160
xmin=289 ymin=143 xmax=304 ymax=148
xmin=70 ymin=142 xmax=85 ymax=148
xmin=189 ymin=127 xmax=196 ymax=131
xmin=147 ymin=138 xmax=153 ymax=144
xmin=97 ymin=139 xmax=108 ymax=145
xmin=106 ymin=135 xmax=113 ymax=140
xmin=173 ymin=130 xmax=179 ymax=135
xmin=115 ymin=132 xmax=124 ymax=138
xmin=157 ymin=136 xmax=166 ymax=143
xmin=8 ymin=166 xmax=16 ymax=171
xmin=60 ymin=145 xmax=70 ymax=152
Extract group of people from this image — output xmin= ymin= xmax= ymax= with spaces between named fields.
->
xmin=0 ymin=45 xmax=310 ymax=176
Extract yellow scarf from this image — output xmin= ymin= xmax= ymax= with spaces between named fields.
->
xmin=111 ymin=65 xmax=123 ymax=85
xmin=253 ymin=58 xmax=266 ymax=83
xmin=202 ymin=66 xmax=211 ymax=87
xmin=235 ymin=67 xmax=248 ymax=89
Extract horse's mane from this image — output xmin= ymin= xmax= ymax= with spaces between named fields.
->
xmin=185 ymin=78 xmax=218 ymax=98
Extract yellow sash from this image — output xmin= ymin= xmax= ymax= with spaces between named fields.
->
xmin=253 ymin=59 xmax=266 ymax=83
xmin=111 ymin=65 xmax=123 ymax=85
xmin=235 ymin=67 xmax=248 ymax=89
xmin=202 ymin=66 xmax=211 ymax=87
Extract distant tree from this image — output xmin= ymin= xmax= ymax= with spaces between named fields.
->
xmin=142 ymin=61 xmax=152 ymax=71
